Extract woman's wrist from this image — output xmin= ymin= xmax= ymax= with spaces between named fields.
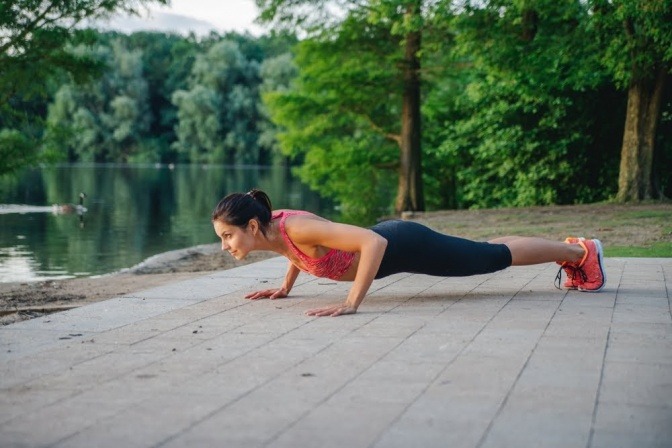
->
xmin=345 ymin=298 xmax=360 ymax=310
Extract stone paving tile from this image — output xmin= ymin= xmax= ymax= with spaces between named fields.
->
xmin=0 ymin=346 xmax=116 ymax=400
xmin=0 ymin=258 xmax=671 ymax=448
xmin=590 ymin=402 xmax=672 ymax=448
xmin=50 ymin=391 xmax=225 ymax=448
xmin=6 ymin=297 xmax=200 ymax=333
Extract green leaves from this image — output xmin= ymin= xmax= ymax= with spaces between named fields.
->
xmin=0 ymin=129 xmax=36 ymax=176
xmin=257 ymin=1 xmax=438 ymax=217
xmin=431 ymin=0 xmax=623 ymax=208
xmin=44 ymin=39 xmax=150 ymax=162
xmin=590 ymin=0 xmax=672 ymax=87
xmin=171 ymin=39 xmax=266 ymax=164
xmin=260 ymin=7 xmax=405 ymax=220
xmin=0 ymin=0 xmax=167 ymax=171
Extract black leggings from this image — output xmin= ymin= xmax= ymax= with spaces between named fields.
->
xmin=370 ymin=220 xmax=512 ymax=279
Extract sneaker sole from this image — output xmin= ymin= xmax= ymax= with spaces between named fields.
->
xmin=579 ymin=239 xmax=606 ymax=293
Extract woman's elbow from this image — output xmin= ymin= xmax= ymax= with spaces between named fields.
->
xmin=369 ymin=232 xmax=388 ymax=256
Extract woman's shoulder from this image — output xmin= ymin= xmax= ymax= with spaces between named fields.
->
xmin=275 ymin=210 xmax=332 ymax=239
xmin=272 ymin=209 xmax=321 ymax=220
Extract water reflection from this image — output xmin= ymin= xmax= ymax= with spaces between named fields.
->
xmin=0 ymin=164 xmax=333 ymax=282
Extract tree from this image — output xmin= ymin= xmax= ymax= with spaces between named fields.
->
xmin=257 ymin=0 xmax=430 ymax=213
xmin=260 ymin=10 xmax=401 ymax=220
xmin=171 ymin=39 xmax=263 ymax=164
xmin=396 ymin=1 xmax=424 ymax=212
xmin=434 ymin=0 xmax=622 ymax=208
xmin=0 ymin=0 xmax=167 ymax=173
xmin=124 ymin=31 xmax=200 ymax=162
xmin=45 ymin=39 xmax=150 ymax=162
xmin=591 ymin=0 xmax=672 ymax=201
xmin=0 ymin=129 xmax=34 ymax=175
xmin=258 ymin=52 xmax=298 ymax=163
xmin=172 ymin=85 xmax=224 ymax=163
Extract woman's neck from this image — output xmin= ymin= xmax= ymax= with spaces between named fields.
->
xmin=254 ymin=220 xmax=287 ymax=255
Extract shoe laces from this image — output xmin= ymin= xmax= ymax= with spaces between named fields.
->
xmin=554 ymin=264 xmax=588 ymax=290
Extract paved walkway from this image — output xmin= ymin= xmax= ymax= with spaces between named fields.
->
xmin=1 ymin=257 xmax=671 ymax=448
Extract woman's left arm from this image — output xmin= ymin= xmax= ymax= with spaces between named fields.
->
xmin=291 ymin=220 xmax=387 ymax=317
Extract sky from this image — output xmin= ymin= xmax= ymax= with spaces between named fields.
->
xmin=97 ymin=0 xmax=267 ymax=36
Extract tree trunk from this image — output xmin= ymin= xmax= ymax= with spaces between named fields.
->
xmin=395 ymin=7 xmax=424 ymax=213
xmin=617 ymin=66 xmax=667 ymax=201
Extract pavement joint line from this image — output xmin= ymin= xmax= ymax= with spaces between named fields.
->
xmin=587 ymin=328 xmax=613 ymax=448
xmin=664 ymin=262 xmax=672 ymax=319
xmin=2 ymin=278 xmax=332 ymax=433
xmin=306 ymin=274 xmax=471 ymax=448
xmin=2 ymin=258 xmax=671 ymax=447
xmin=124 ymin=286 xmax=313 ymax=347
xmin=431 ymin=275 xmax=500 ymax=319
xmin=376 ymin=275 xmax=459 ymax=318
xmin=124 ymin=278 xmax=382 ymax=447
xmin=154 ymin=313 xmax=387 ymax=448
xmin=53 ymin=304 xmax=321 ymax=448
xmin=261 ymin=324 xmax=428 ymax=448
xmin=58 ymin=315 xmax=318 ymax=448
xmin=473 ymin=266 xmax=566 ymax=448
xmin=369 ymin=268 xmax=549 ymax=448
xmin=154 ymin=278 xmax=441 ymax=447
xmin=587 ymin=261 xmax=632 ymax=448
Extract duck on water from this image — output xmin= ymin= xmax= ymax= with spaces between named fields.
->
xmin=0 ymin=193 xmax=88 ymax=215
xmin=52 ymin=193 xmax=87 ymax=215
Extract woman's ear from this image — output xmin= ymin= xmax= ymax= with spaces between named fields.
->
xmin=248 ymin=218 xmax=259 ymax=236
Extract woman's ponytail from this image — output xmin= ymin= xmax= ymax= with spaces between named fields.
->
xmin=247 ymin=189 xmax=272 ymax=220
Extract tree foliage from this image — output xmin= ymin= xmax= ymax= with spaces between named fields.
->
xmin=262 ymin=8 xmax=404 ymax=220
xmin=591 ymin=0 xmax=672 ymax=88
xmin=590 ymin=0 xmax=672 ymax=201
xmin=436 ymin=0 xmax=621 ymax=207
xmin=258 ymin=0 xmax=443 ymax=217
xmin=2 ymin=0 xmax=671 ymax=213
xmin=0 ymin=0 xmax=167 ymax=173
xmin=172 ymin=40 xmax=263 ymax=164
xmin=37 ymin=31 xmax=296 ymax=164
xmin=44 ymin=39 xmax=150 ymax=162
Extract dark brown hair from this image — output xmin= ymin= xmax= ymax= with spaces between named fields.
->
xmin=211 ymin=189 xmax=273 ymax=234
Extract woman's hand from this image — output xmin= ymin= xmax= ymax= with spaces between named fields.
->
xmin=245 ymin=288 xmax=289 ymax=300
xmin=305 ymin=303 xmax=357 ymax=317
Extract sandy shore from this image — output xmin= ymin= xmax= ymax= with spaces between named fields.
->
xmin=0 ymin=244 xmax=277 ymax=325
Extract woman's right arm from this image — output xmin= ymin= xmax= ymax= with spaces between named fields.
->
xmin=245 ymin=261 xmax=300 ymax=300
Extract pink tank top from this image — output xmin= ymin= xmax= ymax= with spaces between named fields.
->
xmin=273 ymin=210 xmax=355 ymax=281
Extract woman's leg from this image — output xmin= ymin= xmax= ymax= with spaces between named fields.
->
xmin=490 ymin=235 xmax=605 ymax=292
xmin=488 ymin=236 xmax=584 ymax=266
xmin=372 ymin=221 xmax=513 ymax=277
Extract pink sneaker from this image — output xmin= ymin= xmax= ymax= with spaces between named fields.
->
xmin=557 ymin=237 xmax=585 ymax=289
xmin=577 ymin=239 xmax=606 ymax=292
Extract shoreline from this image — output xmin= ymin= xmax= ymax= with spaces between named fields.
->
xmin=0 ymin=244 xmax=278 ymax=326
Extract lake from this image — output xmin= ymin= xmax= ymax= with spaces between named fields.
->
xmin=0 ymin=164 xmax=334 ymax=283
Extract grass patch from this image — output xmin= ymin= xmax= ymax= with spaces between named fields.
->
xmin=622 ymin=210 xmax=672 ymax=220
xmin=606 ymin=242 xmax=672 ymax=258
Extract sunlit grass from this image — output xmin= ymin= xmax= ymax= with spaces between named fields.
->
xmin=606 ymin=242 xmax=672 ymax=258
xmin=621 ymin=210 xmax=672 ymax=220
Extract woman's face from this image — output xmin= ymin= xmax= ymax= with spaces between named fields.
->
xmin=213 ymin=220 xmax=256 ymax=260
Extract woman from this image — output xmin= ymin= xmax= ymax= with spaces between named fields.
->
xmin=212 ymin=189 xmax=605 ymax=317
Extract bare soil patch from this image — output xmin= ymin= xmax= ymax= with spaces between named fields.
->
xmin=409 ymin=202 xmax=672 ymax=249
xmin=0 ymin=247 xmax=275 ymax=325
